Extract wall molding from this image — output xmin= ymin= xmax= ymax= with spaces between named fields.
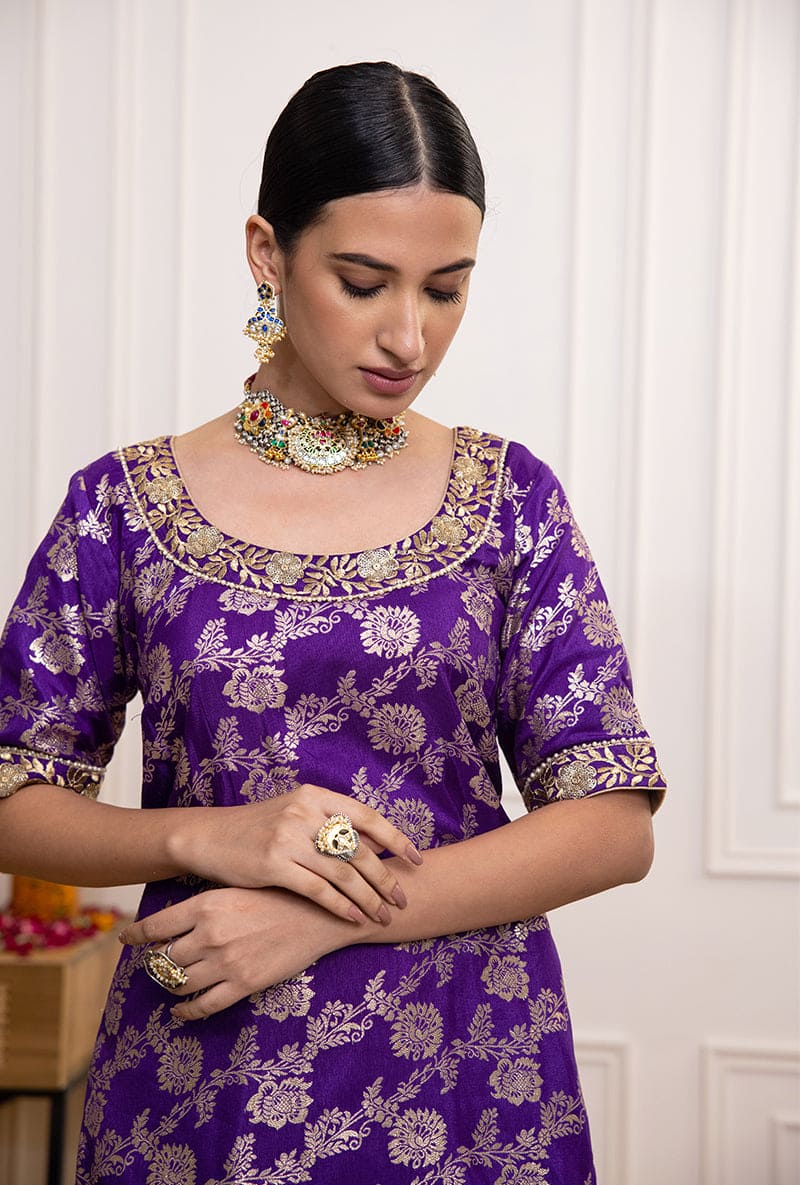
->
xmin=618 ymin=0 xmax=653 ymax=658
xmin=575 ymin=1034 xmax=631 ymax=1185
xmin=705 ymin=0 xmax=800 ymax=879
xmin=108 ymin=0 xmax=138 ymax=447
xmin=773 ymin=1112 xmax=800 ymax=1185
xmin=777 ymin=33 xmax=800 ymax=812
xmin=174 ymin=0 xmax=192 ymax=431
xmin=703 ymin=1042 xmax=800 ymax=1185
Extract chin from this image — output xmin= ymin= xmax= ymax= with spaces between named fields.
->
xmin=353 ymin=373 xmax=427 ymax=418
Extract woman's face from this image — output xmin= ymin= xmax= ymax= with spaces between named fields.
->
xmin=249 ymin=185 xmax=482 ymax=417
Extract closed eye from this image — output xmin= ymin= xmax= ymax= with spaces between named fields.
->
xmin=341 ymin=279 xmax=383 ymax=300
xmin=427 ymin=289 xmax=462 ymax=305
xmin=341 ymin=279 xmax=462 ymax=306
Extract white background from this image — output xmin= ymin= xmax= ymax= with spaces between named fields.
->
xmin=0 ymin=1 xmax=798 ymax=1181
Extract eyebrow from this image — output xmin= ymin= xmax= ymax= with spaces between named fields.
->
xmin=328 ymin=252 xmax=476 ymax=276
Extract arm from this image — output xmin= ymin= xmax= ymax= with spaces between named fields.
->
xmin=0 ymin=780 xmax=421 ymax=926
xmin=122 ymin=787 xmax=653 ymax=1020
xmin=0 ymin=460 xmax=420 ymax=925
xmin=354 ymin=786 xmax=653 ymax=941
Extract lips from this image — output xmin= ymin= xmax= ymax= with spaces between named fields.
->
xmin=359 ymin=368 xmax=420 ymax=395
xmin=366 ymin=368 xmax=418 ymax=380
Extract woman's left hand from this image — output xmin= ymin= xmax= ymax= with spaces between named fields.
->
xmin=119 ymin=887 xmax=353 ymax=1021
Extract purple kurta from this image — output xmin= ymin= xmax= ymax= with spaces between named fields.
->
xmin=0 ymin=428 xmax=666 ymax=1184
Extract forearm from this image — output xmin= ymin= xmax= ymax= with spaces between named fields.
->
xmin=0 ymin=781 xmax=421 ymax=934
xmin=118 ymin=788 xmax=655 ymax=1022
xmin=0 ymin=782 xmax=192 ymax=885
xmin=350 ymin=789 xmax=654 ymax=945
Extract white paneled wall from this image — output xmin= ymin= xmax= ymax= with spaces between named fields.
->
xmin=0 ymin=2 xmax=798 ymax=1181
xmin=706 ymin=0 xmax=800 ymax=878
xmin=702 ymin=1044 xmax=800 ymax=1185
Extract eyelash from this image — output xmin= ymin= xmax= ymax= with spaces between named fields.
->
xmin=340 ymin=280 xmax=463 ymax=306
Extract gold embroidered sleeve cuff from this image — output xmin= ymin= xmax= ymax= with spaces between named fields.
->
xmin=522 ymin=737 xmax=667 ymax=814
xmin=0 ymin=747 xmax=104 ymax=799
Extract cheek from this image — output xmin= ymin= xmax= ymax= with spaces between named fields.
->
xmin=429 ymin=308 xmax=468 ymax=359
xmin=286 ymin=296 xmax=368 ymax=373
xmin=289 ymin=286 xmax=370 ymax=350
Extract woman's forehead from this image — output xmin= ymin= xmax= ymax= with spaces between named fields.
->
xmin=302 ymin=186 xmax=482 ymax=267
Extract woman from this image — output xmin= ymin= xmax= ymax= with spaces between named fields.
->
xmin=0 ymin=62 xmax=665 ymax=1183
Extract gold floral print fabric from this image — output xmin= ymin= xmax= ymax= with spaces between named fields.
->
xmin=495 ymin=476 xmax=667 ymax=813
xmin=120 ymin=429 xmax=506 ymax=601
xmin=79 ymin=918 xmax=593 ymax=1184
xmin=0 ymin=468 xmax=138 ymax=798
xmin=0 ymin=432 xmax=666 ymax=1183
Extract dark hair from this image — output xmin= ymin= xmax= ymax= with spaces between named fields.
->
xmin=258 ymin=61 xmax=485 ymax=253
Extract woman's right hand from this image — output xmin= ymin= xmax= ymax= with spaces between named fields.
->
xmin=168 ymin=783 xmax=423 ymax=926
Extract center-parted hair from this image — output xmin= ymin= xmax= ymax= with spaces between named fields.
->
xmin=258 ymin=61 xmax=486 ymax=253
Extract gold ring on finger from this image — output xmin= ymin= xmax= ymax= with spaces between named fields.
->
xmin=314 ymin=813 xmax=360 ymax=862
xmin=144 ymin=942 xmax=189 ymax=991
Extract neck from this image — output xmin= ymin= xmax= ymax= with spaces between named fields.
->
xmin=249 ymin=357 xmax=345 ymax=418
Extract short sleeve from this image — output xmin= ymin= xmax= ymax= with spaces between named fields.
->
xmin=0 ymin=460 xmax=138 ymax=798
xmin=496 ymin=452 xmax=667 ymax=813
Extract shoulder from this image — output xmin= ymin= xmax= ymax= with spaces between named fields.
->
xmin=63 ymin=438 xmax=167 ymax=495
xmin=456 ymin=429 xmax=592 ymax=573
xmin=457 ymin=427 xmax=563 ymax=506
xmin=501 ymin=438 xmax=556 ymax=496
xmin=55 ymin=438 xmax=171 ymax=547
xmin=68 ymin=437 xmax=172 ymax=495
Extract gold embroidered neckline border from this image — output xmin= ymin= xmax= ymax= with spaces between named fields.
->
xmin=120 ymin=428 xmax=508 ymax=601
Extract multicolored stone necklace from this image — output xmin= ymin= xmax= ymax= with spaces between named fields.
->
xmin=234 ymin=381 xmax=408 ymax=475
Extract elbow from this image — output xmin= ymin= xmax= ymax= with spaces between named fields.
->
xmin=621 ymin=818 xmax=655 ymax=884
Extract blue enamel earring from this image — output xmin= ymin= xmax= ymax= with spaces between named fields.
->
xmin=243 ymin=281 xmax=287 ymax=363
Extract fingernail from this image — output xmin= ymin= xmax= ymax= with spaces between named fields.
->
xmin=391 ymin=885 xmax=407 ymax=909
xmin=406 ymin=844 xmax=423 ymax=866
xmin=377 ymin=903 xmax=391 ymax=925
xmin=348 ymin=905 xmax=367 ymax=924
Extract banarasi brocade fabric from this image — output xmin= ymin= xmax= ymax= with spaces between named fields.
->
xmin=0 ymin=427 xmax=666 ymax=1184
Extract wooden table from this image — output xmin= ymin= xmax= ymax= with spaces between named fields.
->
xmin=0 ymin=926 xmax=123 ymax=1185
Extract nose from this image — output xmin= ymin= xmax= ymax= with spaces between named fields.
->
xmin=376 ymin=294 xmax=425 ymax=366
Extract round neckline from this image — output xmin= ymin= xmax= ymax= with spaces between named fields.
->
xmin=120 ymin=428 xmax=507 ymax=600
xmin=166 ymin=427 xmax=460 ymax=562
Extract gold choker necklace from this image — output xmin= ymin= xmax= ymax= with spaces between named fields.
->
xmin=234 ymin=385 xmax=408 ymax=475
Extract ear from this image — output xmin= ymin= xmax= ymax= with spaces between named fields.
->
xmin=245 ymin=215 xmax=286 ymax=292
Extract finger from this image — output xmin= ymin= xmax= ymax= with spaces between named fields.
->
xmin=156 ymin=934 xmax=202 ymax=973
xmin=309 ymin=845 xmax=406 ymax=913
xmin=327 ymin=796 xmax=423 ymax=866
xmin=289 ymin=830 xmax=398 ymax=918
xmin=143 ymin=948 xmax=222 ymax=1000
xmin=119 ymin=900 xmax=198 ymax=947
xmin=340 ymin=845 xmax=409 ymax=909
xmin=171 ymin=983 xmax=239 ymax=1022
xmin=165 ymin=957 xmax=213 ymax=998
xmin=282 ymin=865 xmax=388 ymax=926
xmin=302 ymin=822 xmax=409 ymax=911
xmin=302 ymin=786 xmax=422 ymax=865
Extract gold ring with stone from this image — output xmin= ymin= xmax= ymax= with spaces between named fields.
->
xmin=144 ymin=942 xmax=188 ymax=991
xmin=314 ymin=813 xmax=360 ymax=862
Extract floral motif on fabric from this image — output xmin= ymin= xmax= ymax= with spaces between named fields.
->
xmin=119 ymin=429 xmax=507 ymax=600
xmin=76 ymin=923 xmax=591 ymax=1184
xmin=0 ymin=429 xmax=668 ymax=1181
xmin=524 ymin=737 xmax=666 ymax=811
